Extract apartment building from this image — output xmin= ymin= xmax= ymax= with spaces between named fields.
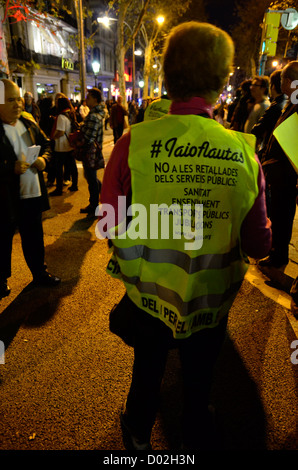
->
xmin=2 ymin=0 xmax=117 ymax=101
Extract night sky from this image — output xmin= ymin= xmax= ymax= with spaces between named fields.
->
xmin=205 ymin=0 xmax=236 ymax=33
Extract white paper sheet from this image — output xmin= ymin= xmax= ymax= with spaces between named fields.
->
xmin=26 ymin=145 xmax=41 ymax=165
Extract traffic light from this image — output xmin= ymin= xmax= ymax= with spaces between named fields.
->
xmin=261 ymin=11 xmax=280 ymax=56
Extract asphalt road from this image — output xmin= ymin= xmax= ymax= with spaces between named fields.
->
xmin=0 ymin=136 xmax=297 ymax=457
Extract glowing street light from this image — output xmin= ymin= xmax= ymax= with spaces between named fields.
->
xmin=156 ymin=15 xmax=165 ymax=25
xmin=92 ymin=61 xmax=100 ymax=75
xmin=97 ymin=16 xmax=111 ymax=28
xmin=92 ymin=60 xmax=100 ymax=87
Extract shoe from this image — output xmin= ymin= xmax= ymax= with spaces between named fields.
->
xmin=258 ymin=256 xmax=287 ymax=270
xmin=68 ymin=186 xmax=78 ymax=192
xmin=63 ymin=180 xmax=71 ymax=186
xmin=0 ymin=280 xmax=11 ymax=300
xmin=49 ymin=189 xmax=63 ymax=196
xmin=33 ymin=272 xmax=61 ymax=287
xmin=80 ymin=205 xmax=96 ymax=215
xmin=120 ymin=412 xmax=152 ymax=451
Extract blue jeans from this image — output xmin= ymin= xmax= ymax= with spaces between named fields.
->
xmin=83 ymin=166 xmax=101 ymax=208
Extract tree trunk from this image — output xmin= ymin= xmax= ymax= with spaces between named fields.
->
xmin=115 ymin=3 xmax=129 ymax=106
xmin=143 ymin=40 xmax=153 ymax=99
xmin=250 ymin=57 xmax=256 ymax=77
xmin=117 ymin=42 xmax=127 ymax=103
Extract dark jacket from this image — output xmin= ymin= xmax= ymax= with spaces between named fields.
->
xmin=261 ymin=100 xmax=298 ymax=186
xmin=251 ymin=94 xmax=287 ymax=159
xmin=0 ymin=116 xmax=52 ymax=223
xmin=110 ymin=103 xmax=128 ymax=128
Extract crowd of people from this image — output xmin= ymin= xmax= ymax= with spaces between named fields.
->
xmin=215 ymin=64 xmax=298 ymax=317
xmin=0 ymin=19 xmax=297 ymax=451
xmin=214 ymin=65 xmax=297 ymax=305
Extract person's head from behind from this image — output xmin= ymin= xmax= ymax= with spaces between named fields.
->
xmin=41 ymin=96 xmax=54 ymax=111
xmin=55 ymin=92 xmax=67 ymax=107
xmin=86 ymin=87 xmax=102 ymax=109
xmin=270 ymin=70 xmax=282 ymax=97
xmin=241 ymin=79 xmax=252 ymax=95
xmin=162 ymin=22 xmax=234 ymax=104
xmin=57 ymin=97 xmax=71 ymax=113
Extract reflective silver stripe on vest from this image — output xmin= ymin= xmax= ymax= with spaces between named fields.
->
xmin=122 ymin=276 xmax=242 ymax=316
xmin=114 ymin=244 xmax=241 ymax=274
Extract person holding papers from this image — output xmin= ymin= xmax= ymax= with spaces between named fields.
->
xmin=0 ymin=79 xmax=61 ymax=300
xmin=258 ymin=61 xmax=298 ymax=270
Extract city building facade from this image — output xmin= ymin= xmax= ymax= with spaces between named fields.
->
xmin=1 ymin=0 xmax=118 ymax=102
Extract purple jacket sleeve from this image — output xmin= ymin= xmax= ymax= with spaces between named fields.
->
xmin=240 ymin=157 xmax=272 ymax=259
xmin=101 ymin=132 xmax=131 ymax=225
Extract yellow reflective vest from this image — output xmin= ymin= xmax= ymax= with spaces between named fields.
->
xmin=106 ymin=114 xmax=259 ymax=338
xmin=144 ymin=98 xmax=171 ymax=121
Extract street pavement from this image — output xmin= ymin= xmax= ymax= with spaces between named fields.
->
xmin=0 ymin=126 xmax=297 ymax=456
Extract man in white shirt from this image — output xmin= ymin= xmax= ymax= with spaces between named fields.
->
xmin=0 ymin=79 xmax=61 ymax=299
xmin=244 ymin=76 xmax=270 ymax=133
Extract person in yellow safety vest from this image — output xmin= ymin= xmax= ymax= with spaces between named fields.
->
xmin=143 ymin=95 xmax=171 ymax=121
xmin=99 ymin=22 xmax=272 ymax=451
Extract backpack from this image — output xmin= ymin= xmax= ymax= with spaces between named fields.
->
xmin=49 ymin=111 xmax=79 ymax=141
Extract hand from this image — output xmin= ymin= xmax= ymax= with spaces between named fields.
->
xmin=31 ymin=157 xmax=46 ymax=171
xmin=14 ymin=160 xmax=30 ymax=175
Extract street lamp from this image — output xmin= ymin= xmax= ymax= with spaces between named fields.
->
xmin=156 ymin=15 xmax=165 ymax=25
xmin=92 ymin=60 xmax=100 ymax=87
xmin=97 ymin=16 xmax=110 ymax=28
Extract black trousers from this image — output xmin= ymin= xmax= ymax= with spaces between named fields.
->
xmin=266 ymin=164 xmax=297 ymax=265
xmin=54 ymin=151 xmax=78 ymax=191
xmin=113 ymin=124 xmax=124 ymax=144
xmin=123 ymin=296 xmax=227 ymax=448
xmin=0 ymin=197 xmax=46 ymax=282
